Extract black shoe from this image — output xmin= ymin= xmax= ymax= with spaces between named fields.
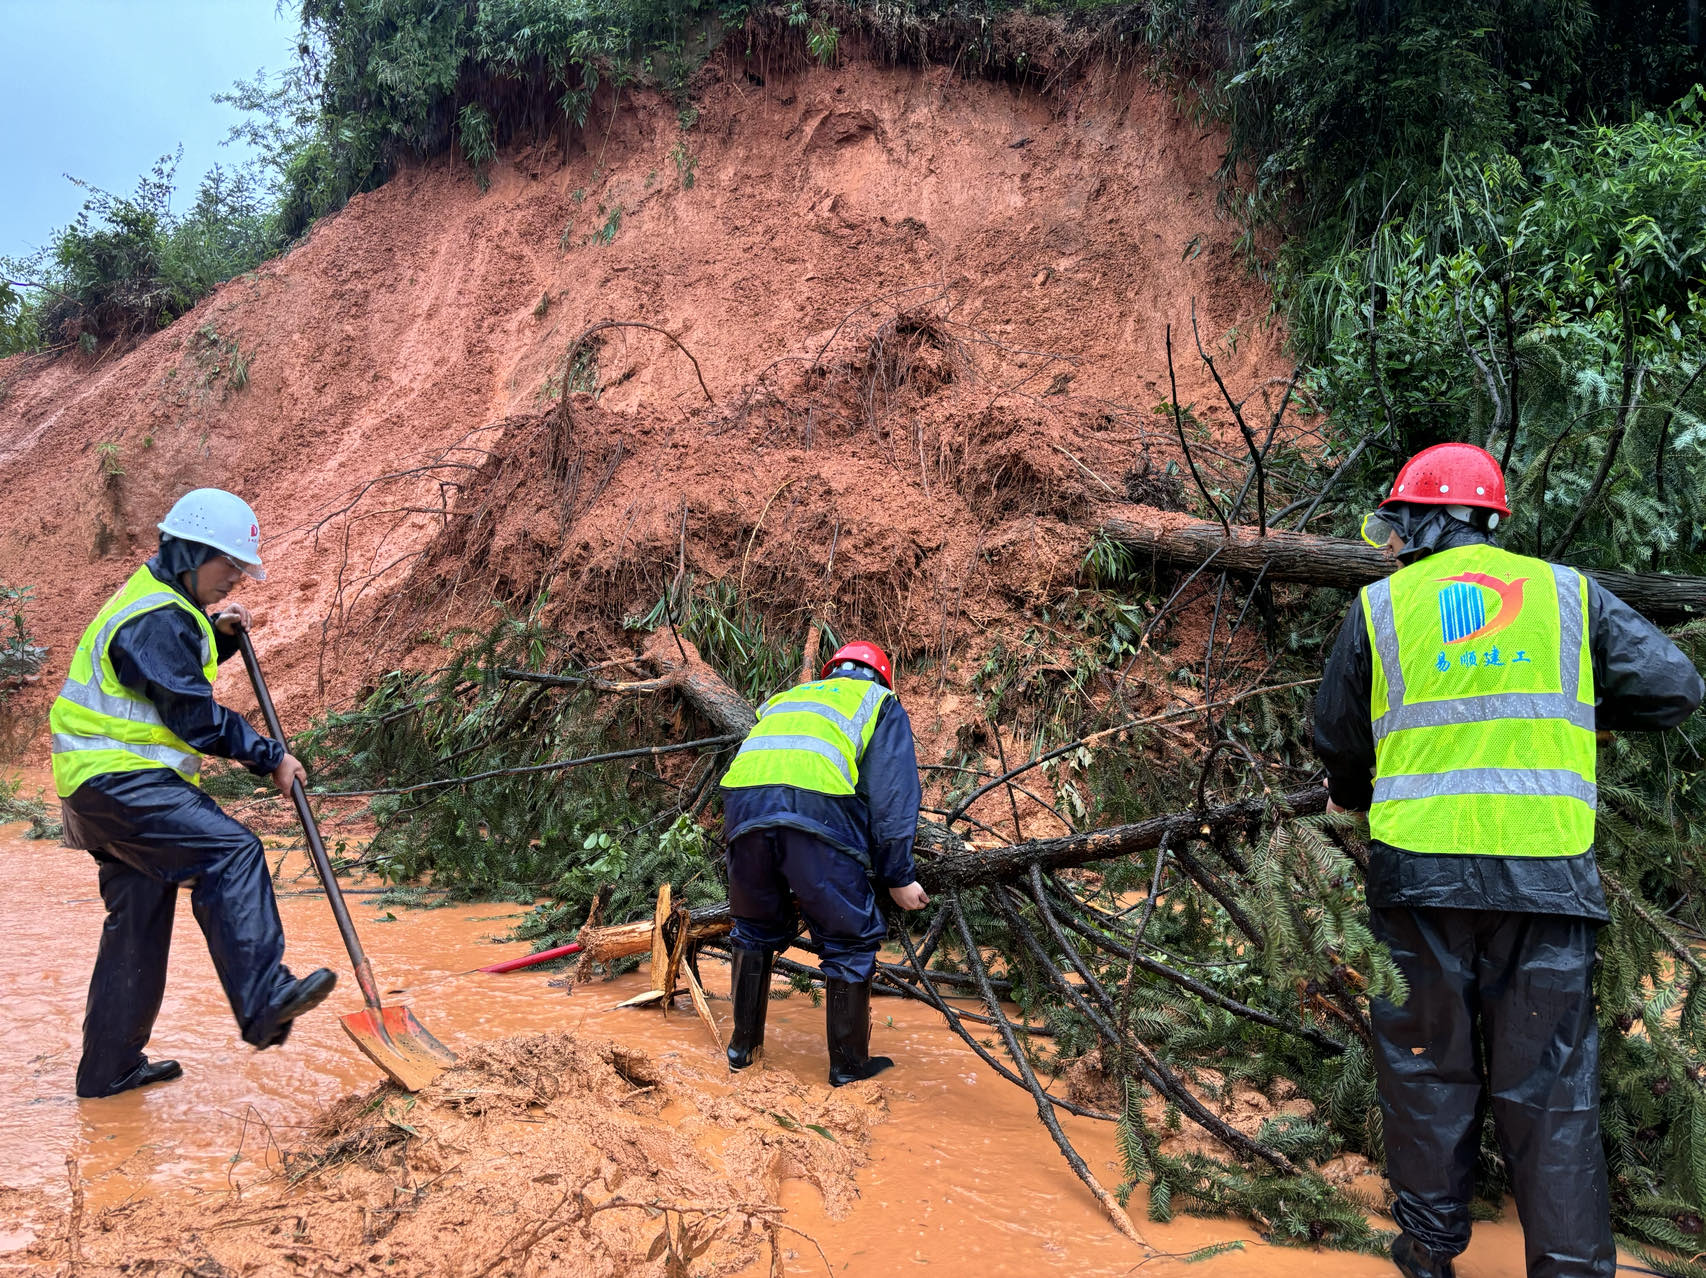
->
xmin=256 ymin=968 xmax=338 ymax=1049
xmin=1391 ymin=1234 xmax=1456 ymax=1278
xmin=726 ymin=948 xmax=774 ymax=1071
xmin=826 ymin=977 xmax=893 ymax=1087
xmin=77 ymin=1056 xmax=183 ymax=1099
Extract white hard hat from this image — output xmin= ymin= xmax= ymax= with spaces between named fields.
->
xmin=158 ymin=488 xmax=266 ymax=581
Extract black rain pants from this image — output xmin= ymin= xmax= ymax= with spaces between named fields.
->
xmin=1369 ymin=905 xmax=1613 ymax=1278
xmin=70 ymin=770 xmax=300 ymax=1098
xmin=726 ymin=827 xmax=886 ymax=984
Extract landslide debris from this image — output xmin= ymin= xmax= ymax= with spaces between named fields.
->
xmin=4 ymin=1030 xmax=883 ymax=1277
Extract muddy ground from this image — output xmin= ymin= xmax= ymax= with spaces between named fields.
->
xmin=0 ymin=822 xmax=1541 ymax=1277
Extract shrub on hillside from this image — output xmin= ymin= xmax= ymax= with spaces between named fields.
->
xmin=4 ymin=152 xmax=280 ymax=353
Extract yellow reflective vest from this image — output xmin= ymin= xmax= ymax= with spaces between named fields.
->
xmin=1362 ymin=543 xmax=1597 ymax=857
xmin=50 ymin=565 xmax=219 ymax=797
xmin=722 ymin=677 xmax=892 ymax=796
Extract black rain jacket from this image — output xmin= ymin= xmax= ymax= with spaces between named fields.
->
xmin=60 ymin=538 xmax=284 ymax=850
xmin=1313 ymin=520 xmax=1704 ymax=920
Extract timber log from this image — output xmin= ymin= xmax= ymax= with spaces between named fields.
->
xmin=1100 ymin=509 xmax=1706 ymax=624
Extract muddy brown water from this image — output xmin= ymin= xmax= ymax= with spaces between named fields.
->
xmin=1 ymin=819 xmax=1543 ymax=1276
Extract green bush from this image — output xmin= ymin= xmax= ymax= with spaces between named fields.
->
xmin=1299 ymin=95 xmax=1706 ymax=575
xmin=0 ymin=281 xmax=39 ymax=356
xmin=4 ymin=152 xmax=280 ymax=351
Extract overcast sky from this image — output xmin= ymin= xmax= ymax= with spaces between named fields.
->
xmin=0 ymin=0 xmax=301 ymax=261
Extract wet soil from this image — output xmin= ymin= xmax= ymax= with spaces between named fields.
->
xmin=0 ymin=818 xmax=1540 ymax=1277
xmin=0 ymin=57 xmax=1292 ymax=747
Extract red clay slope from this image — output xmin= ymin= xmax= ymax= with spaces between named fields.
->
xmin=0 ymin=56 xmax=1288 ymax=736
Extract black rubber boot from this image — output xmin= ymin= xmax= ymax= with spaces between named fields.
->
xmin=726 ymin=948 xmax=773 ymax=1070
xmin=77 ymin=1055 xmax=183 ymax=1100
xmin=826 ymin=977 xmax=893 ymax=1086
xmin=1391 ymin=1234 xmax=1456 ymax=1278
xmin=254 ymin=968 xmax=338 ymax=1049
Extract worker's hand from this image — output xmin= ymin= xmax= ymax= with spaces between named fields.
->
xmin=1323 ymin=777 xmax=1364 ymax=816
xmin=888 ymin=881 xmax=930 ymax=911
xmin=271 ymin=753 xmax=307 ymax=796
xmin=213 ymin=603 xmax=252 ymax=636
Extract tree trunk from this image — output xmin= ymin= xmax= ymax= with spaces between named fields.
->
xmin=634 ymin=630 xmax=758 ymax=735
xmin=916 ymin=784 xmax=1326 ymax=890
xmin=574 ymin=785 xmax=1328 ymax=960
xmin=1100 ymin=508 xmax=1706 ymax=624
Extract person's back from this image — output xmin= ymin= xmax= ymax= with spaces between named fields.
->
xmin=1315 ymin=444 xmax=1704 ymax=1278
xmin=719 ymin=642 xmax=928 ymax=1085
xmin=1363 ymin=540 xmax=1597 ymax=861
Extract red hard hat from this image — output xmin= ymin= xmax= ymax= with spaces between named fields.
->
xmin=1380 ymin=442 xmax=1511 ymax=517
xmin=821 ymin=640 xmax=893 ymax=688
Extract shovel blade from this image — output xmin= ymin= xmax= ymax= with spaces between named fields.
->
xmin=340 ymin=1005 xmax=457 ymax=1092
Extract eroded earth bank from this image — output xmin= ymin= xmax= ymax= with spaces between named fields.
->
xmin=0 ymin=51 xmax=1535 ymax=1278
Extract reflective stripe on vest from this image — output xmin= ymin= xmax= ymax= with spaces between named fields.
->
xmin=1362 ymin=545 xmax=1597 ymax=858
xmin=721 ymin=678 xmax=891 ymax=796
xmin=49 ymin=564 xmax=218 ymax=797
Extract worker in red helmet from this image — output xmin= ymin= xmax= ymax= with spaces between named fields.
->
xmin=1314 ymin=443 xmax=1703 ymax=1278
xmin=719 ymin=639 xmax=927 ymax=1085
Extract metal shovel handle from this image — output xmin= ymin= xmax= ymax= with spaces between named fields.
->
xmin=235 ymin=626 xmax=385 ymax=1016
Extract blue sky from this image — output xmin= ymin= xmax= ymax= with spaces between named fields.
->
xmin=0 ymin=0 xmax=301 ymax=261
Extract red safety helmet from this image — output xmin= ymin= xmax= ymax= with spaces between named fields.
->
xmin=1380 ymin=442 xmax=1511 ymax=517
xmin=821 ymin=640 xmax=893 ymax=688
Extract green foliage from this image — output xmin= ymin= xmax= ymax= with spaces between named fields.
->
xmin=536 ymin=339 xmax=599 ymax=401
xmin=1300 ymin=98 xmax=1706 ymax=575
xmin=0 ymin=281 xmax=39 ymax=356
xmin=1220 ymin=0 xmax=1704 ymax=264
xmin=458 ymin=103 xmax=497 ymax=188
xmin=0 ymin=777 xmax=61 ymax=841
xmin=788 ymin=0 xmax=838 ymax=64
xmin=94 ymin=442 xmax=124 ymax=487
xmin=1245 ymin=814 xmax=1407 ymax=1006
xmin=0 ymin=583 xmax=42 ymax=685
xmin=1148 ymin=1152 xmax=1392 ymax=1252
xmin=1114 ymin=1076 xmax=1156 ymax=1206
xmin=628 ymin=574 xmax=807 ymax=706
xmin=586 ymin=202 xmax=623 ymax=246
xmin=295 ymin=606 xmax=728 ymax=958
xmin=668 ymin=138 xmax=698 ymax=189
xmin=1223 ymin=1 xmax=1590 ymax=248
xmin=3 ymin=152 xmax=280 ymax=352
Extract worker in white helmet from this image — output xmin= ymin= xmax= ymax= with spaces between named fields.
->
xmin=50 ymin=489 xmax=336 ymax=1098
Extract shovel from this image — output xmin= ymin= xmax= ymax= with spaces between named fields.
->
xmin=236 ymin=627 xmax=457 ymax=1091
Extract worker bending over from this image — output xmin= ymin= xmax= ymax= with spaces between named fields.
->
xmin=720 ymin=641 xmax=928 ymax=1085
xmin=53 ymin=489 xmax=336 ymax=1099
xmin=1314 ymin=444 xmax=1703 ymax=1278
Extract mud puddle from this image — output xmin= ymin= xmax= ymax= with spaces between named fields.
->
xmin=0 ymin=818 xmax=1539 ymax=1276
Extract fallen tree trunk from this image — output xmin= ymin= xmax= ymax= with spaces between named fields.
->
xmin=499 ymin=630 xmax=756 ymax=735
xmin=575 ymin=785 xmax=1327 ymax=958
xmin=918 ymin=783 xmax=1326 ymax=890
xmin=1101 ymin=508 xmax=1706 ymax=624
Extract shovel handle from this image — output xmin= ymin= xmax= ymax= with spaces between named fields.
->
xmin=235 ymin=627 xmax=385 ymax=1016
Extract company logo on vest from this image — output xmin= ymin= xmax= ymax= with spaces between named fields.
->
xmin=1436 ymin=572 xmax=1529 ymax=645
